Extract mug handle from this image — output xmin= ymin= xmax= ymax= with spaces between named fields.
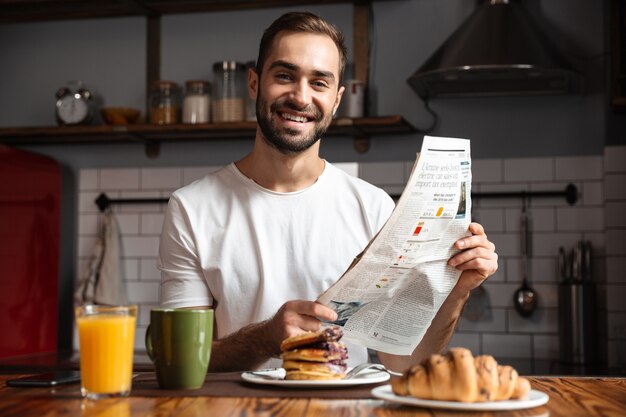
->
xmin=145 ymin=324 xmax=155 ymax=362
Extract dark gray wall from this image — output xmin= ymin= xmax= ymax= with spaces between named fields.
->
xmin=605 ymin=0 xmax=626 ymax=146
xmin=0 ymin=0 xmax=608 ymax=169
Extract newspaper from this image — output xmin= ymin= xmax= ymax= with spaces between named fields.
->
xmin=317 ymin=136 xmax=472 ymax=355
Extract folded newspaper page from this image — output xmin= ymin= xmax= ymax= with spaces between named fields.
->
xmin=317 ymin=136 xmax=472 ymax=355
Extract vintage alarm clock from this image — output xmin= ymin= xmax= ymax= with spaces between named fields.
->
xmin=55 ymin=81 xmax=95 ymax=125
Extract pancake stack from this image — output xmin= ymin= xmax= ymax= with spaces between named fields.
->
xmin=280 ymin=326 xmax=348 ymax=380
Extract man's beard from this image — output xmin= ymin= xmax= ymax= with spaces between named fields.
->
xmin=256 ymin=91 xmax=334 ymax=154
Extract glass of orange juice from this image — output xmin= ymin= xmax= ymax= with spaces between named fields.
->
xmin=76 ymin=305 xmax=137 ymax=399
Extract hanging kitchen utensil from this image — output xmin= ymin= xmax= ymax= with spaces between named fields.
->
xmin=513 ymin=196 xmax=538 ymax=318
xmin=564 ymin=246 xmax=573 ymax=282
xmin=571 ymin=243 xmax=582 ymax=283
xmin=558 ymin=246 xmax=568 ymax=283
xmin=581 ymin=240 xmax=592 ymax=283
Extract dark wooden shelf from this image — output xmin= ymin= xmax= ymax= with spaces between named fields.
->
xmin=0 ymin=116 xmax=415 ymax=153
xmin=0 ymin=0 xmax=410 ymax=155
xmin=0 ymin=0 xmax=376 ymax=23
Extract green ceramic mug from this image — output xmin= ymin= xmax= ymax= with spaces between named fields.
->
xmin=145 ymin=308 xmax=213 ymax=390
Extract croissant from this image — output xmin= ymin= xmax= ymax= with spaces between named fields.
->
xmin=391 ymin=347 xmax=531 ymax=402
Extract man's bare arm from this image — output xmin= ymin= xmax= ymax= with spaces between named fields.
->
xmin=204 ymin=300 xmax=338 ymax=372
xmin=209 ymin=320 xmax=278 ymax=371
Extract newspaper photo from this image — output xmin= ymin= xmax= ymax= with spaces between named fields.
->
xmin=317 ymin=136 xmax=472 ymax=355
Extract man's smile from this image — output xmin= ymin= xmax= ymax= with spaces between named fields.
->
xmin=280 ymin=112 xmax=313 ymax=123
xmin=271 ymin=102 xmax=320 ymax=131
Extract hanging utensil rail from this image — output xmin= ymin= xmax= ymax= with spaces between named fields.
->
xmin=390 ymin=183 xmax=577 ymax=204
xmin=95 ymin=192 xmax=168 ymax=212
xmin=96 ymin=184 xmax=578 ymax=212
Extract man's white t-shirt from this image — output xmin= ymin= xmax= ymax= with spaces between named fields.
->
xmin=158 ymin=161 xmax=395 ymax=368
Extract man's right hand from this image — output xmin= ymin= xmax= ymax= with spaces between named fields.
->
xmin=209 ymin=299 xmax=337 ymax=372
xmin=262 ymin=300 xmax=338 ymax=356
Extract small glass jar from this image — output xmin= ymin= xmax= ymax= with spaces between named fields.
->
xmin=149 ymin=80 xmax=181 ymax=125
xmin=212 ymin=61 xmax=246 ymax=122
xmin=244 ymin=61 xmax=257 ymax=122
xmin=183 ymin=80 xmax=211 ymax=124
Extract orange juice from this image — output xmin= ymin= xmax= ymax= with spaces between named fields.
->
xmin=77 ymin=313 xmax=136 ymax=397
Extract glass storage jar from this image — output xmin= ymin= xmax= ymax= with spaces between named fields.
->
xmin=212 ymin=61 xmax=246 ymax=122
xmin=244 ymin=61 xmax=257 ymax=122
xmin=149 ymin=80 xmax=181 ymax=125
xmin=183 ymin=80 xmax=211 ymax=124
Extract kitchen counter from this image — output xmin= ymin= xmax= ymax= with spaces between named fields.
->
xmin=0 ymin=351 xmax=154 ymax=374
xmin=0 ymin=373 xmax=624 ymax=416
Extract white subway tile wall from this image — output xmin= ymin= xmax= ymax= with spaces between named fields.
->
xmin=604 ymin=146 xmax=626 ymax=172
xmin=605 ymin=147 xmax=626 ymax=373
xmin=583 ymin=181 xmax=604 ymax=206
xmin=605 ymin=174 xmax=626 ymax=200
xmin=75 ymin=149 xmax=626 ymax=373
xmin=504 ymin=158 xmax=553 ymax=182
xmin=140 ymin=168 xmax=182 ymax=190
xmin=555 ymin=156 xmax=603 ymax=181
xmin=77 ymin=166 xmax=176 ymax=350
xmin=100 ymin=169 xmax=140 ymax=191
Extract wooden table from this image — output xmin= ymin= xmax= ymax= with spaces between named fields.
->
xmin=0 ymin=374 xmax=624 ymax=417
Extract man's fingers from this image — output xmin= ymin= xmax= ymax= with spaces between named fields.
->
xmin=468 ymin=222 xmax=484 ymax=235
xmin=313 ymin=303 xmax=339 ymax=322
xmin=455 ymin=222 xmax=493 ymax=249
xmin=276 ymin=300 xmax=337 ymax=335
xmin=305 ymin=302 xmax=338 ymax=322
xmin=453 ymin=256 xmax=498 ymax=275
xmin=455 ymin=233 xmax=494 ymax=250
xmin=449 ymin=247 xmax=496 ymax=266
xmin=284 ymin=300 xmax=338 ymax=322
xmin=448 ymin=222 xmax=499 ymax=292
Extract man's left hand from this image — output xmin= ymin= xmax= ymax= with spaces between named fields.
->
xmin=448 ymin=222 xmax=498 ymax=293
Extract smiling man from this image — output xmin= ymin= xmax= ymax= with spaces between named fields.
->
xmin=254 ymin=42 xmax=339 ymax=154
xmin=158 ymin=12 xmax=498 ymax=373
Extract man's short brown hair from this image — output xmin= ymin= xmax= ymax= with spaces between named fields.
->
xmin=255 ymin=12 xmax=348 ymax=84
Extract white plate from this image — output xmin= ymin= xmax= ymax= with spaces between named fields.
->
xmin=371 ymin=385 xmax=549 ymax=411
xmin=241 ymin=368 xmax=390 ymax=388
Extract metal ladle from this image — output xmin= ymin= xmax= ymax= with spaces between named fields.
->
xmin=513 ymin=197 xmax=537 ymax=317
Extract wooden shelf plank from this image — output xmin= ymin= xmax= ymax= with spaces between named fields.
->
xmin=0 ymin=0 xmax=383 ymax=23
xmin=0 ymin=0 xmax=413 ymax=155
xmin=0 ymin=116 xmax=415 ymax=146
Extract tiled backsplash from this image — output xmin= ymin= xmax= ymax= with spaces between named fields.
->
xmin=76 ymin=149 xmax=626 ymax=375
xmin=604 ymin=146 xmax=626 ymax=375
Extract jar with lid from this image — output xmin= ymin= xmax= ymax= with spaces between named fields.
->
xmin=212 ymin=61 xmax=246 ymax=122
xmin=183 ymin=80 xmax=211 ymax=124
xmin=244 ymin=61 xmax=257 ymax=122
xmin=149 ymin=80 xmax=181 ymax=125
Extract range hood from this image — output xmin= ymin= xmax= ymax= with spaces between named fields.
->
xmin=408 ymin=0 xmax=584 ymax=98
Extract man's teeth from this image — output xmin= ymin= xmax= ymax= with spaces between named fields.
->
xmin=281 ymin=113 xmax=308 ymax=123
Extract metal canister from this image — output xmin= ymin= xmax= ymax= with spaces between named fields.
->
xmin=558 ymin=282 xmax=599 ymax=366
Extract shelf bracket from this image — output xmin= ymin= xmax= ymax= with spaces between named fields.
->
xmin=146 ymin=15 xmax=161 ymax=114
xmin=145 ymin=141 xmax=160 ymax=159
xmin=353 ymin=3 xmax=369 ymax=87
xmin=353 ymin=136 xmax=370 ymax=153
xmin=127 ymin=131 xmax=160 ymax=159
